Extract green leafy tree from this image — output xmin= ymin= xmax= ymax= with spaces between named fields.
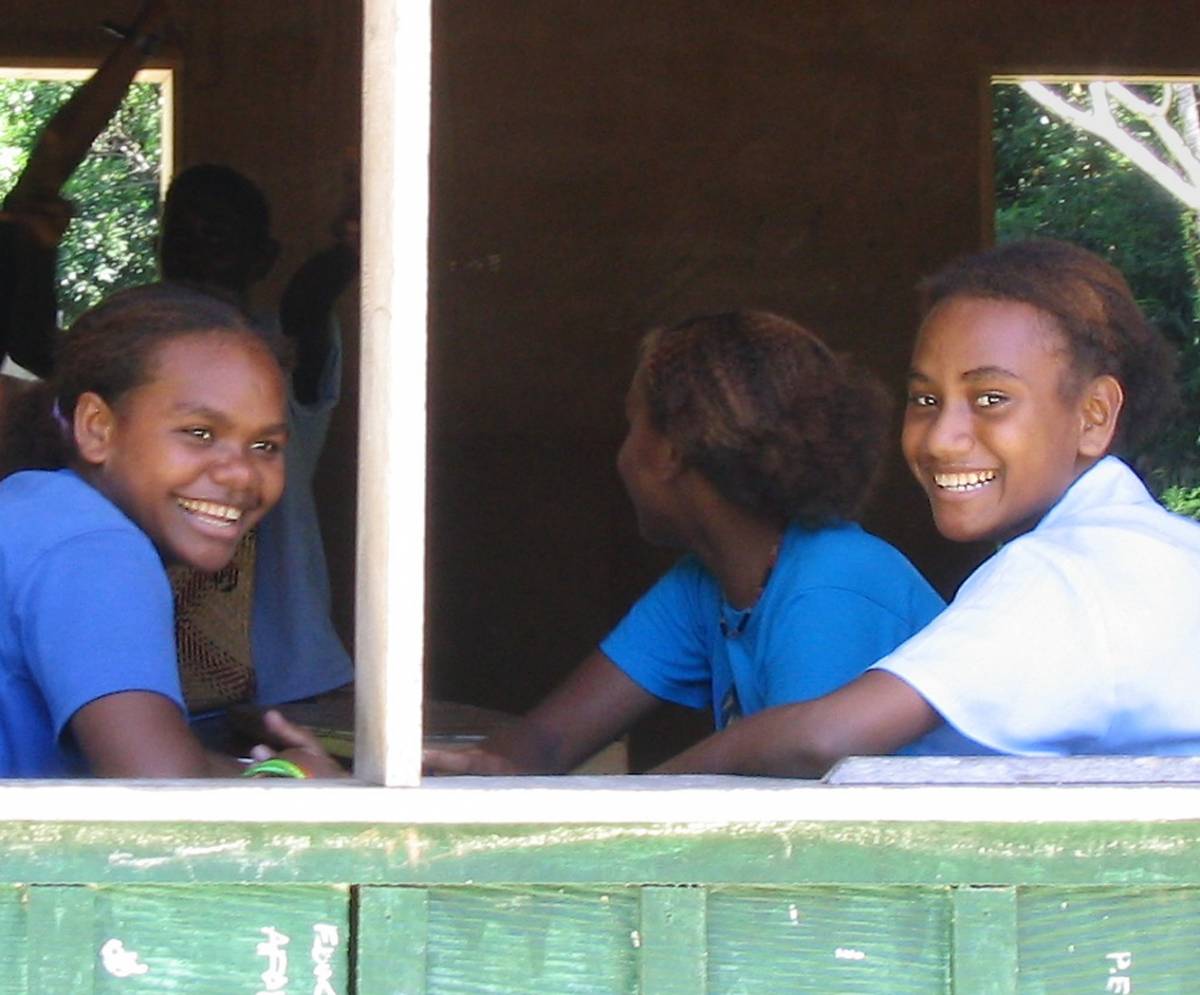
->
xmin=994 ymin=82 xmax=1200 ymax=512
xmin=0 ymin=77 xmax=162 ymax=325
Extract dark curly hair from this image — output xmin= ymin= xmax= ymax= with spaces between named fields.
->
xmin=0 ymin=283 xmax=278 ymax=479
xmin=920 ymin=239 xmax=1179 ymax=457
xmin=638 ymin=310 xmax=892 ymax=528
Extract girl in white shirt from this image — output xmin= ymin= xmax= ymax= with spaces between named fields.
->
xmin=656 ymin=239 xmax=1198 ymax=774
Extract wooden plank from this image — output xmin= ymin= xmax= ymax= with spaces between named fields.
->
xmin=83 ymin=885 xmax=349 ymax=994
xmin=355 ymin=0 xmax=429 ymax=786
xmin=639 ymin=886 xmax=707 ymax=995
xmin=1017 ymin=887 xmax=1200 ymax=992
xmin=423 ymin=886 xmax=637 ymax=994
xmin=6 ymin=820 xmax=1200 ymax=889
xmin=26 ymin=886 xmax=94 ymax=994
xmin=951 ymin=887 xmax=1017 ymax=995
xmin=828 ymin=756 xmax=1200 ymax=784
xmin=357 ymin=887 xmax=428 ymax=995
xmin=9 ymin=780 xmax=1200 ymax=827
xmin=0 ymin=889 xmax=26 ymax=995
xmin=705 ymin=886 xmax=950 ymax=994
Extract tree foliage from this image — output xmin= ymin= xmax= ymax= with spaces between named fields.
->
xmin=0 ymin=77 xmax=163 ymax=325
xmin=994 ymin=82 xmax=1200 ymax=512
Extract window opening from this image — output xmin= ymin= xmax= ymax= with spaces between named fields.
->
xmin=0 ymin=66 xmax=172 ymax=325
xmin=993 ymin=76 xmax=1200 ymax=516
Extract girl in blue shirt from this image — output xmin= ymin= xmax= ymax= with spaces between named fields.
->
xmin=0 ymin=283 xmax=340 ymax=777
xmin=426 ymin=310 xmax=944 ymax=774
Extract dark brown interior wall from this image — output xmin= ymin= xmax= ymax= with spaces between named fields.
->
xmin=426 ymin=0 xmax=1200 ymax=760
xmin=10 ymin=2 xmax=1200 ymax=759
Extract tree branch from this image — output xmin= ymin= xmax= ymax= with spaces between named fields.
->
xmin=1020 ymin=81 xmax=1200 ymax=211
xmin=1104 ymin=82 xmax=1200 ymax=189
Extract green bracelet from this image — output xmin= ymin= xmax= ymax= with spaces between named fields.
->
xmin=242 ymin=758 xmax=309 ymax=779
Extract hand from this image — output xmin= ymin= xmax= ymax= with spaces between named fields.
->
xmin=248 ymin=709 xmax=349 ymax=778
xmin=422 ymin=744 xmax=523 ymax=776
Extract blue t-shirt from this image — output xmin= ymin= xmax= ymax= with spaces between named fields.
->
xmin=601 ymin=521 xmax=945 ymax=727
xmin=0 ymin=470 xmax=184 ymax=776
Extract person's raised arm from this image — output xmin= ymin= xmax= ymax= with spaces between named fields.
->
xmin=652 ymin=670 xmax=941 ymax=777
xmin=6 ymin=0 xmax=171 ymax=211
xmin=278 ymin=176 xmax=359 ymax=405
xmin=424 ymin=649 xmax=660 ymax=775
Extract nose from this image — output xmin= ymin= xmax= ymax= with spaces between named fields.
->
xmin=209 ymin=446 xmax=259 ymax=494
xmin=918 ymin=401 xmax=973 ymax=461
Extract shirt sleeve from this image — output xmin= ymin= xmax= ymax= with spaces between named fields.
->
xmin=599 ymin=558 xmax=714 ymax=710
xmin=758 ymin=587 xmax=941 ymax=706
xmin=872 ymin=540 xmax=1111 ymax=755
xmin=16 ymin=530 xmax=184 ymax=741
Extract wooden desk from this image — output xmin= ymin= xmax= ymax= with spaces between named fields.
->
xmin=199 ymin=690 xmax=629 ymax=773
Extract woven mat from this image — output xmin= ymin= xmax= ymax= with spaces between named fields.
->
xmin=169 ymin=531 xmax=257 ymax=713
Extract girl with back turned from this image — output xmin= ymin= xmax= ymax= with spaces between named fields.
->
xmin=426 ymin=309 xmax=944 ymax=774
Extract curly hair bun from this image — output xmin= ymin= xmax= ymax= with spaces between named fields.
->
xmin=638 ymin=310 xmax=892 ymax=527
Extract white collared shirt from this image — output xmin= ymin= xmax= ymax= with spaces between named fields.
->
xmin=876 ymin=456 xmax=1200 ymax=756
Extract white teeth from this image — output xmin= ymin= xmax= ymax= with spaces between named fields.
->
xmin=933 ymin=470 xmax=997 ymax=492
xmin=177 ymin=497 xmax=242 ymax=525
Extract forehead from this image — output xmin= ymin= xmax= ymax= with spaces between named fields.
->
xmin=138 ymin=332 xmax=285 ymax=413
xmin=912 ymin=296 xmax=1070 ymax=376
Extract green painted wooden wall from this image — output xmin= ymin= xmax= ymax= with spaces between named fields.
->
xmin=1 ymin=818 xmax=1197 ymax=992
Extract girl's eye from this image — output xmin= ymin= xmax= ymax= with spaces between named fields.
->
xmin=976 ymin=391 xmax=1008 ymax=409
xmin=251 ymin=440 xmax=281 ymax=456
xmin=907 ymin=393 xmax=938 ymax=408
xmin=184 ymin=427 xmax=213 ymax=442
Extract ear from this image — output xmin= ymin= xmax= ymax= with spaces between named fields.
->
xmin=1077 ymin=374 xmax=1124 ymax=459
xmin=73 ymin=391 xmax=118 ymax=466
xmin=653 ymin=433 xmax=688 ymax=482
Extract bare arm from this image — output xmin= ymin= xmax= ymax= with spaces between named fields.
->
xmin=424 ymin=649 xmax=660 ymax=774
xmin=71 ymin=690 xmax=232 ymax=777
xmin=278 ymin=243 xmax=357 ymax=405
xmin=70 ymin=692 xmax=346 ymax=778
xmin=6 ymin=0 xmax=171 ymax=211
xmin=653 ymin=670 xmax=941 ymax=777
xmin=278 ymin=182 xmax=359 ymax=405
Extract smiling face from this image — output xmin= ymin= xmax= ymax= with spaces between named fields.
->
xmin=901 ymin=296 xmax=1105 ymax=545
xmin=77 ymin=331 xmax=288 ymax=572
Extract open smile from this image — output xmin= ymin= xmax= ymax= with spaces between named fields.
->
xmin=932 ymin=469 xmax=998 ymax=493
xmin=176 ymin=496 xmax=244 ymax=528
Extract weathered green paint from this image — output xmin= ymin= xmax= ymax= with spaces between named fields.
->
xmin=951 ymin=887 xmax=1018 ymax=995
xmin=5 ymin=820 xmax=1200 ymax=991
xmin=3 ymin=821 xmax=1200 ymax=886
xmin=639 ymin=886 xmax=707 ymax=994
xmin=8 ymin=885 xmax=350 ymax=994
xmin=357 ymin=886 xmax=428 ymax=995
xmin=1018 ymin=887 xmax=1200 ymax=993
xmin=707 ymin=886 xmax=950 ymax=993
xmin=422 ymin=884 xmax=638 ymax=993
xmin=0 ymin=888 xmax=28 ymax=994
xmin=27 ymin=886 xmax=95 ymax=993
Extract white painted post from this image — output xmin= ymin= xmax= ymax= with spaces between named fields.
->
xmin=355 ymin=0 xmax=430 ymax=785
